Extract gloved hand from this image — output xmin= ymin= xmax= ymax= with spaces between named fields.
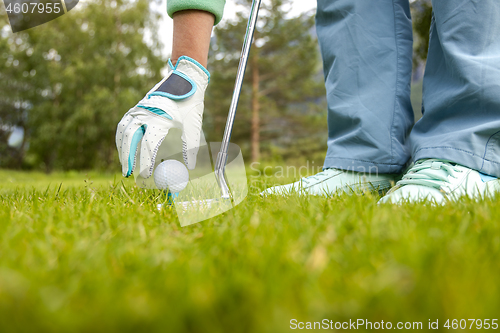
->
xmin=116 ymin=56 xmax=210 ymax=178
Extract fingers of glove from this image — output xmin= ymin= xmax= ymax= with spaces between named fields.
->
xmin=181 ymin=114 xmax=203 ymax=170
xmin=138 ymin=125 xmax=172 ymax=179
xmin=120 ymin=121 xmax=145 ymax=177
xmin=116 ymin=114 xmax=134 ymax=163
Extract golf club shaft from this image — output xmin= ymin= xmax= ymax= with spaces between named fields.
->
xmin=215 ymin=0 xmax=262 ymax=199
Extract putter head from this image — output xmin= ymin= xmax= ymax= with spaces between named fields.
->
xmin=215 ymin=152 xmax=231 ymax=199
xmin=159 ymin=192 xmax=236 ymax=227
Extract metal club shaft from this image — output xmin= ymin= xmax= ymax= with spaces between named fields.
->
xmin=215 ymin=0 xmax=262 ymax=199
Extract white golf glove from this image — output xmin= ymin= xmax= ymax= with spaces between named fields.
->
xmin=116 ymin=56 xmax=210 ymax=178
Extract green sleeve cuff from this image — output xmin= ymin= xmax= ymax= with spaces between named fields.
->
xmin=167 ymin=0 xmax=226 ymax=25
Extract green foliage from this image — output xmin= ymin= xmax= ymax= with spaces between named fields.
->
xmin=1 ymin=170 xmax=500 ymax=332
xmin=411 ymin=79 xmax=423 ymax=121
xmin=411 ymin=0 xmax=433 ymax=67
xmin=0 ymin=0 xmax=164 ymax=171
xmin=205 ymin=0 xmax=327 ymax=162
xmin=0 ymin=14 xmax=29 ymax=168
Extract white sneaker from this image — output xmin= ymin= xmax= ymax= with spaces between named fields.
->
xmin=261 ymin=168 xmax=396 ymax=197
xmin=379 ymin=159 xmax=500 ymax=204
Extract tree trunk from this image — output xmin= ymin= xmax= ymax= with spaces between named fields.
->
xmin=251 ymin=52 xmax=260 ymax=163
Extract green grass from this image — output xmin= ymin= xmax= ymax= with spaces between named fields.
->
xmin=0 ymin=169 xmax=499 ymax=332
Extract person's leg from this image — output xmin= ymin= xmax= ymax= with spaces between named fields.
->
xmin=262 ymin=0 xmax=414 ymax=196
xmin=380 ymin=0 xmax=500 ymax=204
xmin=411 ymin=0 xmax=500 ymax=177
xmin=317 ymin=0 xmax=414 ymax=175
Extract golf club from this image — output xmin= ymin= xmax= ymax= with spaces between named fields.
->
xmin=214 ymin=0 xmax=262 ymax=200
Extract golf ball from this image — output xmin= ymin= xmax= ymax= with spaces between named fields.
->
xmin=154 ymin=160 xmax=189 ymax=193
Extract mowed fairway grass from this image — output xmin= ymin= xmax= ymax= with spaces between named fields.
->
xmin=0 ymin=169 xmax=499 ymax=332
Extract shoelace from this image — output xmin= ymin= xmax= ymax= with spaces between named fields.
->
xmin=397 ymin=159 xmax=463 ymax=190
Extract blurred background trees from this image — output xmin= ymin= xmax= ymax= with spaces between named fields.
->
xmin=0 ymin=0 xmax=164 ymax=171
xmin=411 ymin=0 xmax=432 ymax=68
xmin=409 ymin=0 xmax=432 ymax=119
xmin=0 ymin=0 xmax=433 ymax=171
xmin=206 ymin=0 xmax=325 ymax=164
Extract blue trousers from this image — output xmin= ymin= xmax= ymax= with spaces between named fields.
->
xmin=317 ymin=0 xmax=500 ymax=177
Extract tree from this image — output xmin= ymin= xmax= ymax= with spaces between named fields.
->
xmin=206 ymin=0 xmax=326 ymax=163
xmin=0 ymin=0 xmax=164 ymax=171
xmin=0 ymin=15 xmax=27 ymax=168
xmin=411 ymin=0 xmax=433 ymax=67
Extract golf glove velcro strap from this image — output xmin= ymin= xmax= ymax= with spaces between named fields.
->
xmin=148 ymin=71 xmax=196 ymax=100
xmin=115 ymin=56 xmax=209 ymax=178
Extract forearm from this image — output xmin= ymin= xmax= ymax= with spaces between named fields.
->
xmin=171 ymin=10 xmax=214 ymax=68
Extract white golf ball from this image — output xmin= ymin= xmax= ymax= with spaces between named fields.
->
xmin=154 ymin=160 xmax=189 ymax=192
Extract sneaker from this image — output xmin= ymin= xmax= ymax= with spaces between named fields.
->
xmin=260 ymin=168 xmax=397 ymax=197
xmin=379 ymin=159 xmax=500 ymax=204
